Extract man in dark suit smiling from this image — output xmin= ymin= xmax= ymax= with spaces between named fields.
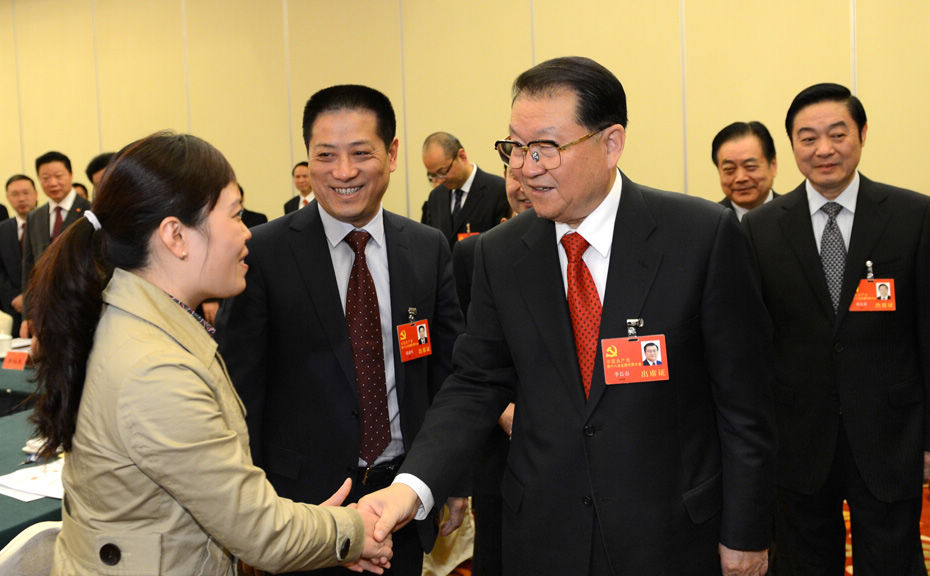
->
xmin=218 ymin=85 xmax=464 ymax=575
xmin=361 ymin=56 xmax=776 ymax=576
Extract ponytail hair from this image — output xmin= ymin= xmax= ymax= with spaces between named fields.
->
xmin=29 ymin=131 xmax=235 ymax=457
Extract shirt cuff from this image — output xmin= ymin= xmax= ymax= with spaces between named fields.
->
xmin=392 ymin=473 xmax=434 ymax=521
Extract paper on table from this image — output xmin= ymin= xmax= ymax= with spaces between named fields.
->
xmin=0 ymin=457 xmax=63 ymax=501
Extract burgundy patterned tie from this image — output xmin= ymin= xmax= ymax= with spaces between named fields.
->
xmin=561 ymin=232 xmax=602 ymax=399
xmin=344 ymin=230 xmax=390 ymax=463
xmin=51 ymin=206 xmax=63 ymax=239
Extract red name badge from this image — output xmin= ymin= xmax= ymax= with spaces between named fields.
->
xmin=457 ymin=232 xmax=479 ymax=242
xmin=397 ymin=319 xmax=432 ymax=362
xmin=849 ymin=278 xmax=895 ymax=311
xmin=601 ymin=334 xmax=669 ymax=385
xmin=2 ymin=350 xmax=29 ymax=370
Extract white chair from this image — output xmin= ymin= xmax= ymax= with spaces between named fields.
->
xmin=0 ymin=521 xmax=61 ymax=576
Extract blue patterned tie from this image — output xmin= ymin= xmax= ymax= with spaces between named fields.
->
xmin=820 ymin=202 xmax=846 ymax=313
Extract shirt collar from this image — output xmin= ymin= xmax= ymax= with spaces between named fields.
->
xmin=319 ymin=204 xmax=386 ymax=249
xmin=459 ymin=163 xmax=477 ymax=193
xmin=554 ymin=168 xmax=623 ymax=259
xmin=807 ymin=172 xmax=859 ymax=216
xmin=49 ymin=188 xmax=77 ymax=211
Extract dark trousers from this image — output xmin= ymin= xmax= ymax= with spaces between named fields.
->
xmin=472 ymin=429 xmax=509 ymax=576
xmin=774 ymin=423 xmax=925 ymax=575
xmin=280 ymin=458 xmax=424 ymax=576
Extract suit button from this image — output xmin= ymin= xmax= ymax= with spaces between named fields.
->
xmin=582 ymin=496 xmax=593 ymax=506
xmin=583 ymin=426 xmax=595 ymax=437
xmin=351 ymin=410 xmax=359 ymax=419
xmin=833 ymin=342 xmax=845 ymax=353
xmin=99 ymin=543 xmax=121 ymax=566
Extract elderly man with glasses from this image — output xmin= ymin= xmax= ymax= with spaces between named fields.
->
xmin=421 ymin=131 xmax=510 ymax=248
xmin=360 ymin=56 xmax=776 ymax=576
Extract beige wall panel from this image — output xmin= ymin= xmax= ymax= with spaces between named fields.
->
xmin=0 ymin=0 xmax=24 ymax=210
xmin=684 ymin=0 xmax=852 ymax=201
xmin=856 ymin=0 xmax=930 ymax=194
xmin=186 ymin=0 xmax=291 ymax=219
xmin=532 ymin=0 xmax=684 ymax=193
xmin=15 ymin=0 xmax=98 ymax=203
xmin=287 ymin=0 xmax=408 ymax=216
xmin=402 ymin=0 xmax=532 ymax=215
xmin=94 ymin=0 xmax=187 ymax=156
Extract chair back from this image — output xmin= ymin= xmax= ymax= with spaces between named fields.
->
xmin=0 ymin=521 xmax=62 ymax=576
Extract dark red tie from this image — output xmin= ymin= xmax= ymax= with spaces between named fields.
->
xmin=561 ymin=233 xmax=602 ymax=399
xmin=344 ymin=230 xmax=390 ymax=463
xmin=51 ymin=206 xmax=63 ymax=239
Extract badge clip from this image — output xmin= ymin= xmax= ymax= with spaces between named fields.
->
xmin=407 ymin=307 xmax=417 ymax=323
xmin=626 ymin=318 xmax=644 ymax=338
xmin=865 ymin=260 xmax=874 ymax=280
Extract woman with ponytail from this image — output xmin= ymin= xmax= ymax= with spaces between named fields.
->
xmin=28 ymin=132 xmax=390 ymax=575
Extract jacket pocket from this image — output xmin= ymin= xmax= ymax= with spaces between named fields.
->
xmin=888 ymin=379 xmax=922 ymax=407
xmin=682 ymin=472 xmax=722 ymax=525
xmin=266 ymin=445 xmax=303 ymax=480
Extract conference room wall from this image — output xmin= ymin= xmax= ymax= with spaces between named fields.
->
xmin=0 ymin=1 xmax=926 ymax=221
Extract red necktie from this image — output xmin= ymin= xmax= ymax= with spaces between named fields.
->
xmin=344 ymin=230 xmax=390 ymax=463
xmin=301 ymin=198 xmax=308 ymax=208
xmin=561 ymin=233 xmax=602 ymax=399
xmin=51 ymin=206 xmax=63 ymax=239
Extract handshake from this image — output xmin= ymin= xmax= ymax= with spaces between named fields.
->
xmin=322 ymin=479 xmax=433 ymax=574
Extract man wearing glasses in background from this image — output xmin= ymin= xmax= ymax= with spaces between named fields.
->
xmin=421 ymin=131 xmax=510 ymax=248
xmin=359 ymin=56 xmax=776 ymax=576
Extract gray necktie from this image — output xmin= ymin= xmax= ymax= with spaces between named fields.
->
xmin=451 ymin=189 xmax=463 ymax=218
xmin=820 ymin=202 xmax=846 ymax=313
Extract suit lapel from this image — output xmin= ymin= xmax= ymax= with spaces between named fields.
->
xmin=384 ymin=212 xmax=412 ymax=403
xmin=513 ymin=217 xmax=587 ymax=415
xmin=777 ymin=186 xmax=836 ymax=319
xmin=835 ymin=176 xmax=890 ymax=328
xmin=586 ymin=176 xmax=661 ymax=414
xmin=288 ymin=205 xmax=357 ymax=393
xmin=434 ymin=186 xmax=454 ymax=239
xmin=453 ymin=168 xmax=482 ymax=233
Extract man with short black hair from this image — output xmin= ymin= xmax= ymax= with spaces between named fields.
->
xmin=284 ymin=161 xmax=313 ymax=213
xmin=85 ymin=151 xmax=115 ymax=192
xmin=712 ymin=121 xmax=779 ymax=220
xmin=219 ymin=84 xmax=465 ymax=576
xmin=742 ymin=82 xmax=930 ymax=575
xmin=421 ymin=132 xmax=509 ymax=247
xmin=21 ymin=151 xmax=91 ymax=337
xmin=0 ymin=175 xmax=37 ymax=335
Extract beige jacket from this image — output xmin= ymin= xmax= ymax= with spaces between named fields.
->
xmin=52 ymin=269 xmax=363 ymax=575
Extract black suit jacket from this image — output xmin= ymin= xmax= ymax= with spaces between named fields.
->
xmin=742 ymin=175 xmax=930 ymax=502
xmin=402 ymin=173 xmax=776 ymax=575
xmin=0 ymin=218 xmax=22 ymax=334
xmin=22 ymin=196 xmax=91 ymax=306
xmin=283 ymin=195 xmax=313 ymax=215
xmin=718 ymin=190 xmax=780 ymax=211
xmin=421 ymin=166 xmax=509 ymax=247
xmin=216 ymin=203 xmax=464 ymax=552
xmin=241 ymin=208 xmax=267 ymax=228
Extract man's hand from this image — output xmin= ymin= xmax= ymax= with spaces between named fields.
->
xmin=719 ymin=544 xmax=767 ymax=576
xmin=498 ymin=403 xmax=515 ymax=437
xmin=19 ymin=319 xmax=30 ymax=339
xmin=321 ymin=479 xmax=392 ymax=574
xmin=439 ymin=497 xmax=468 ymax=536
xmin=11 ymin=294 xmax=23 ymax=313
xmin=357 ymin=483 xmax=421 ymax=543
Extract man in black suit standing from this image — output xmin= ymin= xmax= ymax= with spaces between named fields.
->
xmin=713 ymin=121 xmax=779 ymax=221
xmin=0 ymin=175 xmax=37 ymax=335
xmin=283 ymin=161 xmax=313 ymax=214
xmin=21 ymin=151 xmax=91 ymax=337
xmin=742 ymin=83 xmax=930 ymax=575
xmin=361 ymin=56 xmax=776 ymax=576
xmin=217 ymin=84 xmax=465 ymax=575
xmin=421 ymin=132 xmax=509 ymax=248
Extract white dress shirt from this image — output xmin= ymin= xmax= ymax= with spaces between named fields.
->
xmin=48 ymin=188 xmax=78 ymax=237
xmin=807 ymin=172 xmax=859 ymax=252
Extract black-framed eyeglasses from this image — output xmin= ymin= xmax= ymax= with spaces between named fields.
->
xmin=426 ymin=155 xmax=457 ymax=183
xmin=494 ymin=127 xmax=609 ymax=170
